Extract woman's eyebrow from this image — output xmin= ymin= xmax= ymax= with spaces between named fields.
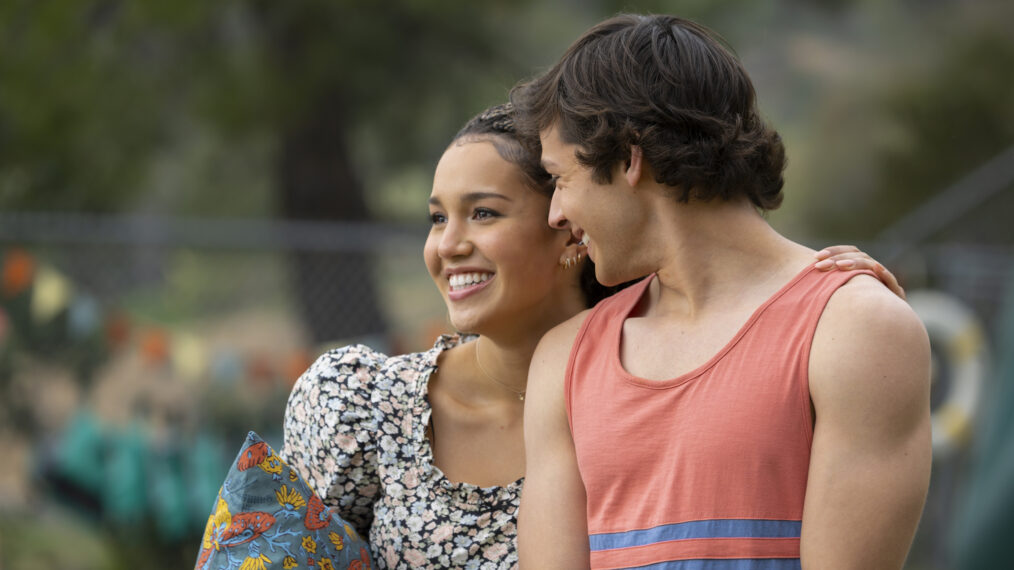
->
xmin=428 ymin=192 xmax=512 ymax=206
xmin=462 ymin=191 xmax=512 ymax=203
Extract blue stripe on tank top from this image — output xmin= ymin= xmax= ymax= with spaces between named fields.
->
xmin=630 ymin=558 xmax=802 ymax=570
xmin=589 ymin=519 xmax=802 ymax=551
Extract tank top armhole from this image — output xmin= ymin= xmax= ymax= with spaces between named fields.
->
xmin=798 ymin=268 xmax=878 ymax=447
xmin=564 ymin=275 xmax=655 ymax=432
xmin=564 ymin=307 xmax=600 ymax=434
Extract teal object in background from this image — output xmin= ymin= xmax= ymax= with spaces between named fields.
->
xmin=55 ymin=411 xmax=106 ymax=498
xmin=951 ymin=270 xmax=1014 ymax=568
xmin=189 ymin=432 xmax=228 ymax=529
xmin=150 ymin=435 xmax=191 ymax=541
xmin=103 ymin=421 xmax=147 ymax=525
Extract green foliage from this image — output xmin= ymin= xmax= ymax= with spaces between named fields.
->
xmin=3 ymin=0 xmax=1012 ymax=235
xmin=0 ymin=0 xmax=546 ymax=215
xmin=875 ymin=31 xmax=1014 ymax=232
xmin=0 ymin=0 xmax=164 ymax=210
xmin=0 ymin=510 xmax=117 ymax=570
xmin=765 ymin=0 xmax=1014 ymax=243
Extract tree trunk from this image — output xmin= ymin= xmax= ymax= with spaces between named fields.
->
xmin=278 ymin=90 xmax=387 ymax=345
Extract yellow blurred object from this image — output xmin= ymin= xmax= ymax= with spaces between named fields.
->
xmin=172 ymin=332 xmax=208 ymax=382
xmin=30 ymin=266 xmax=73 ymax=324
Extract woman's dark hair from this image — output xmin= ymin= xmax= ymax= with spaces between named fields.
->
xmin=453 ymin=103 xmax=552 ymax=198
xmin=452 ymin=103 xmax=631 ymax=307
xmin=510 ymin=14 xmax=786 ymax=210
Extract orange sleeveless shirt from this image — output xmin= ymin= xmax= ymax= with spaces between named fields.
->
xmin=565 ymin=266 xmax=875 ymax=569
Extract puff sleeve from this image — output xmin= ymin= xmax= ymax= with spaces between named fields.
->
xmin=279 ymin=344 xmax=386 ymax=537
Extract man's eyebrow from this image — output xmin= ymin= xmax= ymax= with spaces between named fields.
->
xmin=428 ymin=192 xmax=512 ymax=206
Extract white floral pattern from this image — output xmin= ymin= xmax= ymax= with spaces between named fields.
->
xmin=280 ymin=334 xmax=521 ymax=569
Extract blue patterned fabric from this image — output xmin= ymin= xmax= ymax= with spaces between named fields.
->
xmin=195 ymin=431 xmax=373 ymax=570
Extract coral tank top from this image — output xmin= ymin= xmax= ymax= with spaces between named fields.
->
xmin=566 ymin=266 xmax=875 ymax=569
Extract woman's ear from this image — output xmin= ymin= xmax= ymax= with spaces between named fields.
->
xmin=625 ymin=145 xmax=643 ymax=187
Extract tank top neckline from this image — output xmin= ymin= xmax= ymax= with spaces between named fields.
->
xmin=610 ymin=264 xmax=819 ymax=389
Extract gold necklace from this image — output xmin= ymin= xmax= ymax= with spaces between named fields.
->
xmin=474 ymin=338 xmax=526 ymax=401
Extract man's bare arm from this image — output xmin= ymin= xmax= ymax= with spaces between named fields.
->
xmin=802 ymin=275 xmax=932 ymax=569
xmin=518 ymin=313 xmax=591 ymax=568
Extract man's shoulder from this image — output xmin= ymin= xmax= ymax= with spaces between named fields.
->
xmin=811 ymin=272 xmax=931 ymax=414
xmin=822 ymin=273 xmax=922 ymax=334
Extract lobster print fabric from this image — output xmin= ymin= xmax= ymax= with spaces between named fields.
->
xmin=195 ymin=431 xmax=373 ymax=570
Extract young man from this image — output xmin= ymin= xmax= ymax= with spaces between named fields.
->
xmin=511 ymin=14 xmax=932 ymax=569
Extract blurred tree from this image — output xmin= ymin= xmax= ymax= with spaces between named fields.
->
xmin=0 ymin=0 xmax=166 ymax=210
xmin=0 ymin=0 xmax=548 ymax=343
xmin=787 ymin=1 xmax=1014 ymax=243
xmin=872 ymin=30 xmax=1014 ymax=243
xmin=240 ymin=0 xmax=533 ymax=342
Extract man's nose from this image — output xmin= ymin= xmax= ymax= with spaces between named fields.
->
xmin=548 ymin=191 xmax=570 ymax=230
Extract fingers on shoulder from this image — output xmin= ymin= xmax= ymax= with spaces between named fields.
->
xmin=816 ymin=244 xmax=859 ymax=259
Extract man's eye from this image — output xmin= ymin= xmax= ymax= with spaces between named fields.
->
xmin=429 ymin=212 xmax=446 ymax=224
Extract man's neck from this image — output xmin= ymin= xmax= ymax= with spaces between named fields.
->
xmin=646 ymin=197 xmax=813 ymax=319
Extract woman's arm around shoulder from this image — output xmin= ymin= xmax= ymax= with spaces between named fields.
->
xmin=519 ymin=310 xmax=593 ymax=569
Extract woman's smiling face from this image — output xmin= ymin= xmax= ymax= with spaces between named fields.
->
xmin=424 ymin=140 xmax=576 ymax=336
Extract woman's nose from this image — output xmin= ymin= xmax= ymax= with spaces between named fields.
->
xmin=437 ymin=220 xmax=472 ymax=258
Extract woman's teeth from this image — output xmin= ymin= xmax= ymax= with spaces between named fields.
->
xmin=449 ymin=272 xmax=493 ymax=290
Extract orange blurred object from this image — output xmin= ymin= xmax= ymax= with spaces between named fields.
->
xmin=105 ymin=311 xmax=131 ymax=350
xmin=246 ymin=351 xmax=275 ymax=387
xmin=140 ymin=327 xmax=170 ymax=366
xmin=283 ymin=349 xmax=314 ymax=387
xmin=2 ymin=248 xmax=36 ymax=298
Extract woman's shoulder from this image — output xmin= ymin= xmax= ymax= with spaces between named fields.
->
xmin=294 ymin=334 xmax=470 ymax=397
xmin=313 ymin=343 xmax=391 ymax=376
xmin=294 ymin=343 xmax=401 ymax=397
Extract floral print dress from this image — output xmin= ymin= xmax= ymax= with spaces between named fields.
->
xmin=280 ymin=334 xmax=522 ymax=569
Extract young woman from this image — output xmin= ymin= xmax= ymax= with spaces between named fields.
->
xmin=278 ymin=104 xmax=901 ymax=569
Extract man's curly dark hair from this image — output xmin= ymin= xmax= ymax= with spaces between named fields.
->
xmin=510 ymin=14 xmax=786 ymax=211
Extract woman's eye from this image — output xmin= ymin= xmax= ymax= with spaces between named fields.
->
xmin=473 ymin=207 xmax=500 ymax=220
xmin=429 ymin=212 xmax=446 ymax=224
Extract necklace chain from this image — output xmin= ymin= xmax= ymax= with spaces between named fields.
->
xmin=474 ymin=339 xmax=526 ymax=401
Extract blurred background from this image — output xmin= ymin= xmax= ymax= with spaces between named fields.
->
xmin=0 ymin=0 xmax=1011 ymax=568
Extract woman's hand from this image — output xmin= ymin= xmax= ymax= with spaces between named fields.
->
xmin=815 ymin=245 xmax=905 ymax=300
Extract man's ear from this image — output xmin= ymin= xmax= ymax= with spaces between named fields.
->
xmin=624 ymin=145 xmax=643 ymax=187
